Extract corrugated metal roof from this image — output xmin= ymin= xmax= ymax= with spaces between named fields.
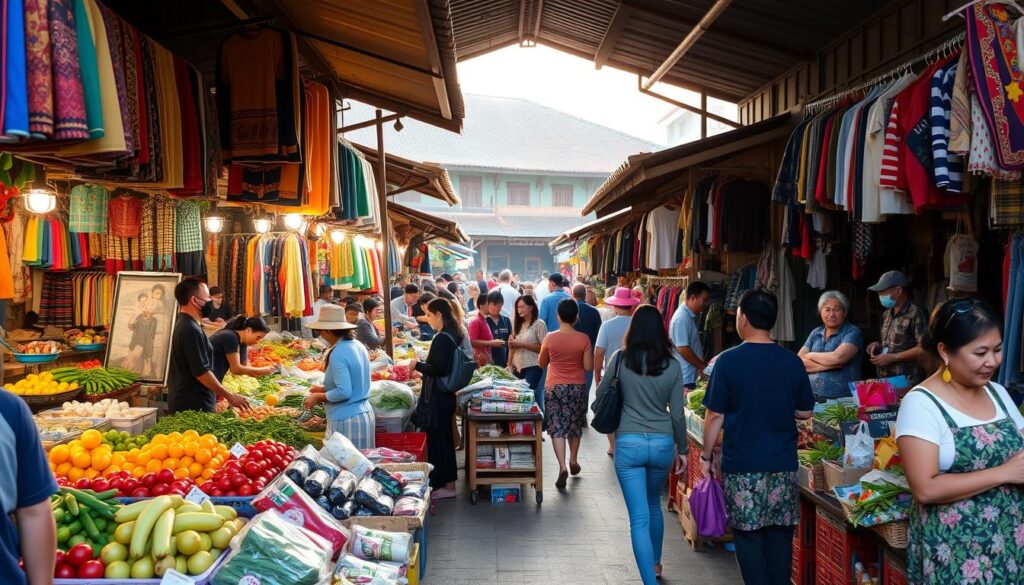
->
xmin=343 ymin=95 xmax=660 ymax=174
xmin=450 ymin=0 xmax=892 ymax=103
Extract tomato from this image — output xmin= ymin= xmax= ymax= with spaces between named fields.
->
xmin=210 ymin=488 xmax=224 ymax=497
xmin=141 ymin=473 xmax=157 ymax=488
xmin=243 ymin=462 xmax=260 ymax=479
xmin=151 ymin=483 xmax=170 ymax=496
xmin=231 ymin=474 xmax=249 ymax=489
xmin=217 ymin=476 xmax=233 ymax=491
xmin=107 ymin=477 xmax=123 ymax=490
xmin=121 ymin=478 xmax=139 ymax=492
xmin=130 ymin=487 xmax=150 ymax=498
xmin=67 ymin=544 xmax=93 ymax=567
xmin=237 ymin=484 xmax=255 ymax=496
xmin=225 ymin=461 xmax=242 ymax=473
xmin=55 ymin=563 xmax=77 ymax=578
xmin=90 ymin=478 xmax=110 ymax=493
xmin=78 ymin=559 xmax=105 ymax=579
xmin=74 ymin=478 xmax=92 ymax=490
xmin=254 ymin=479 xmax=266 ymax=490
xmin=55 ymin=550 xmax=66 ymax=566
xmin=226 ymin=490 xmax=238 ymax=497
xmin=156 ymin=468 xmax=175 ymax=484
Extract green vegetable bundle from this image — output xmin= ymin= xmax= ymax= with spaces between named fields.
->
xmin=369 ymin=382 xmax=414 ymax=411
xmin=798 ymin=440 xmax=843 ymax=466
xmin=470 ymin=364 xmax=516 ymax=385
xmin=145 ymin=410 xmax=316 ymax=449
xmin=280 ymin=394 xmax=325 ymax=420
xmin=849 ymin=480 xmax=911 ymax=527
xmin=687 ymin=389 xmax=706 ymax=416
xmin=815 ymin=403 xmax=860 ymax=427
xmin=53 ymin=487 xmax=120 ymax=552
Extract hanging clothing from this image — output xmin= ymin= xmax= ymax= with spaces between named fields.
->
xmin=966 ymin=3 xmax=1024 ymax=169
xmin=68 ymin=183 xmax=109 ymax=233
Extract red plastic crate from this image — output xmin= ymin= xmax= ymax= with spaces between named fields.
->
xmin=792 ymin=554 xmax=815 ymax=585
xmin=375 ymin=432 xmax=427 ymax=462
xmin=883 ymin=550 xmax=908 ymax=585
xmin=794 ymin=498 xmax=816 ymax=552
xmin=814 ymin=507 xmax=881 ymax=585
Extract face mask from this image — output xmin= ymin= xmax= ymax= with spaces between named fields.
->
xmin=879 ymin=294 xmax=897 ymax=309
xmin=198 ymin=297 xmax=214 ymax=318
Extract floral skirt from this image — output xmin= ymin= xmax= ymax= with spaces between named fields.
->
xmin=544 ymin=384 xmax=587 ymax=438
xmin=722 ymin=471 xmax=800 ymax=531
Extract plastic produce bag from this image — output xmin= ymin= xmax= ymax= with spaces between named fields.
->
xmin=328 ymin=469 xmax=360 ymax=506
xmin=354 ymin=478 xmax=396 ymax=516
xmin=392 ymin=496 xmax=424 ymax=517
xmin=305 ymin=468 xmax=338 ymax=499
xmin=369 ymin=381 xmax=415 ymax=412
xmin=401 ymin=482 xmax=428 ymax=499
xmin=335 ymin=554 xmax=403 ymax=584
xmin=688 ymin=476 xmax=728 ymax=539
xmin=362 ymin=447 xmax=417 ymax=464
xmin=324 ymin=432 xmax=375 ymax=478
xmin=370 ymin=467 xmax=405 ymax=498
xmin=286 ymin=458 xmax=315 ymax=485
xmin=212 ymin=509 xmax=333 ymax=585
xmin=844 ymin=422 xmax=875 ymax=469
xmin=351 ymin=525 xmax=413 ymax=562
xmin=252 ymin=474 xmax=351 ymax=558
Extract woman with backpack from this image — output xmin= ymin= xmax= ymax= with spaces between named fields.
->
xmin=410 ymin=298 xmax=473 ymax=499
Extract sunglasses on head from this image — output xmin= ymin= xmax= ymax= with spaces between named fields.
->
xmin=943 ymin=298 xmax=980 ymax=330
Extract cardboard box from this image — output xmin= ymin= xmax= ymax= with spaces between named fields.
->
xmin=822 ymin=459 xmax=871 ymax=491
xmin=490 ymin=484 xmax=521 ymax=503
xmin=798 ymin=462 xmax=825 ymax=492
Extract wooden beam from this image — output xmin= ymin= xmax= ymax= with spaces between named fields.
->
xmin=413 ymin=0 xmax=452 ymax=121
xmin=518 ymin=0 xmax=527 ymax=42
xmin=532 ymin=0 xmax=544 ymax=39
xmin=642 ymin=0 xmax=733 ymax=91
xmin=376 ymin=109 xmax=394 ymax=357
xmin=595 ymin=2 xmax=632 ymax=69
xmin=218 ymin=0 xmax=248 ymax=19
xmin=339 ymin=113 xmax=402 ymax=134
xmin=700 ymin=90 xmax=707 ymax=139
xmin=638 ymin=76 xmax=739 ymax=128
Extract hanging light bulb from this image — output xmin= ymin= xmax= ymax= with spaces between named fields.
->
xmin=203 ymin=205 xmax=225 ymax=233
xmin=252 ymin=216 xmax=272 ymax=234
xmin=353 ymin=235 xmax=368 ymax=248
xmin=23 ymin=167 xmax=56 ymax=214
xmin=314 ymin=223 xmax=327 ymax=237
xmin=299 ymin=220 xmax=309 ymax=234
xmin=283 ymin=213 xmax=304 ymax=231
xmin=330 ymin=229 xmax=346 ymax=244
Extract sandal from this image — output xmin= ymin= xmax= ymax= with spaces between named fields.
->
xmin=569 ymin=462 xmax=582 ymax=476
xmin=555 ymin=470 xmax=568 ymax=489
xmin=655 ymin=564 xmax=662 ymax=579
xmin=607 ymin=449 xmax=614 ymax=458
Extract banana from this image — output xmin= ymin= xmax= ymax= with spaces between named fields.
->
xmin=115 ymin=500 xmax=151 ymax=523
xmin=151 ymin=508 xmax=175 ymax=560
xmin=130 ymin=496 xmax=173 ymax=560
xmin=171 ymin=513 xmax=224 ymax=534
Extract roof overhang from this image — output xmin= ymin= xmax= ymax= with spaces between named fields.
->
xmin=582 ymin=113 xmax=796 ymax=217
xmin=550 ymin=206 xmax=633 ymax=249
xmin=388 ymin=202 xmax=468 ymax=243
xmin=352 ymin=143 xmax=459 ymax=206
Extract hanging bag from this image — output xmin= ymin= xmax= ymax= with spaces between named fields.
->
xmin=688 ymin=475 xmax=728 ymax=538
xmin=437 ymin=332 xmax=476 ymax=395
xmin=591 ymin=351 xmax=624 ymax=434
xmin=948 ymin=211 xmax=979 ymax=292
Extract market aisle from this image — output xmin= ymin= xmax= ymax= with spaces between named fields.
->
xmin=426 ymin=421 xmax=743 ymax=585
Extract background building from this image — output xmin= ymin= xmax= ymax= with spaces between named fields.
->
xmin=345 ymin=94 xmax=659 ymax=280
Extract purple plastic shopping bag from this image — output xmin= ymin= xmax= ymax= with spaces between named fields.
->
xmin=688 ymin=476 xmax=728 ymax=538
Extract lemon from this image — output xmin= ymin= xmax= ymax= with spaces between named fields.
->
xmin=58 ymin=382 xmax=69 ymax=392
xmin=69 ymin=382 xmax=79 ymax=390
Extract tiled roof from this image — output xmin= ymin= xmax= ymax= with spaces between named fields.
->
xmin=424 ymin=212 xmax=594 ymax=239
xmin=343 ymin=94 xmax=661 ymax=175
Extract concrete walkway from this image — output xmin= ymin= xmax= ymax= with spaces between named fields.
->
xmin=425 ymin=422 xmax=743 ymax=584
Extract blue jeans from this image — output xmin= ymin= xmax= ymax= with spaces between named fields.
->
xmin=519 ymin=366 xmax=544 ymax=411
xmin=614 ymin=433 xmax=675 ymax=585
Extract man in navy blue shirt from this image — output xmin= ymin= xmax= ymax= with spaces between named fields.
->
xmin=572 ymin=284 xmax=601 ymax=427
xmin=1 ymin=389 xmax=58 ymax=584
xmin=484 ymin=290 xmax=513 ymax=367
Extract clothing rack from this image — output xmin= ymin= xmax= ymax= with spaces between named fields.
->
xmin=644 ymin=275 xmax=689 ymax=285
xmin=803 ymin=32 xmax=965 ymax=114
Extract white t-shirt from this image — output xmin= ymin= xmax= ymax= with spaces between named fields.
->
xmin=498 ymin=284 xmax=520 ymax=319
xmin=895 ymin=383 xmax=1024 ymax=471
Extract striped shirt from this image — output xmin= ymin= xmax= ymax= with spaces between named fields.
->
xmin=930 ymin=60 xmax=963 ymax=192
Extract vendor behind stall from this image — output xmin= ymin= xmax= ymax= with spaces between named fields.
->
xmin=210 ymin=316 xmax=277 ymax=382
xmin=346 ymin=302 xmax=382 ymax=350
xmin=867 ymin=270 xmax=927 ymax=387
xmin=167 ymin=278 xmax=252 ymax=414
xmin=304 ymin=305 xmax=375 ymax=449
xmin=799 ymin=291 xmax=863 ymax=404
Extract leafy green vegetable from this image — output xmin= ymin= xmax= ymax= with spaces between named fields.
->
xmin=145 ymin=410 xmax=316 ymax=449
xmin=814 ymin=403 xmax=860 ymax=427
xmin=687 ymin=389 xmax=706 ymax=416
xmin=798 ymin=440 xmax=843 ymax=465
xmin=470 ymin=364 xmax=517 ymax=385
xmin=280 ymin=394 xmax=325 ymax=419
xmin=369 ymin=382 xmax=414 ymax=411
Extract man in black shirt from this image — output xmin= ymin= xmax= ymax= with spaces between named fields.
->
xmin=167 ymin=278 xmax=252 ymax=414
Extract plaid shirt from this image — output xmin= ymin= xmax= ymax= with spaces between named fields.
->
xmin=174 ymin=200 xmax=203 ymax=253
xmin=69 ymin=184 xmax=109 ymax=233
xmin=879 ymin=302 xmax=927 ymax=385
xmin=990 ymin=179 xmax=1024 ymax=226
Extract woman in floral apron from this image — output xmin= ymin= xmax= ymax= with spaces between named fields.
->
xmin=896 ymin=299 xmax=1024 ymax=584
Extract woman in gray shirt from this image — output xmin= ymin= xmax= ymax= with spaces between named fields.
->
xmin=595 ymin=304 xmax=687 ymax=584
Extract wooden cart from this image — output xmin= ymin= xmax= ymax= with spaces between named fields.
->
xmin=464 ymin=410 xmax=543 ymax=505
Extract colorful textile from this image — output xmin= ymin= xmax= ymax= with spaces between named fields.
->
xmin=967 ymin=3 xmax=1024 ymax=169
xmin=543 ymin=383 xmax=587 ymax=438
xmin=108 ymin=195 xmax=141 ymax=238
xmin=47 ymin=0 xmax=86 ymax=139
xmin=174 ymin=199 xmax=202 ymax=253
xmin=23 ymin=0 xmax=52 ymax=138
xmin=4 ymin=0 xmax=30 ymax=140
xmin=907 ymin=387 xmax=1024 ymax=584
xmin=990 ymin=178 xmax=1024 ymax=226
xmin=71 ymin=0 xmax=101 ymax=138
xmin=722 ymin=471 xmax=799 ymax=531
xmin=68 ymin=183 xmax=109 ymax=233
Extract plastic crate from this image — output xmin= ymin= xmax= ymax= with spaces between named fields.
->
xmin=883 ymin=550 xmax=908 ymax=585
xmin=375 ymin=432 xmax=427 ymax=461
xmin=106 ymin=407 xmax=159 ymax=434
xmin=792 ymin=550 xmax=815 ymax=585
xmin=117 ymin=495 xmax=256 ymax=518
xmin=54 ymin=547 xmax=229 ymax=584
xmin=686 ymin=444 xmax=703 ymax=491
xmin=814 ymin=507 xmax=881 ymax=585
xmin=375 ymin=408 xmax=412 ymax=433
xmin=794 ymin=498 xmax=816 ymax=552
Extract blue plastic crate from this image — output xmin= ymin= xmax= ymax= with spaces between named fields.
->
xmin=116 ymin=495 xmax=256 ymax=518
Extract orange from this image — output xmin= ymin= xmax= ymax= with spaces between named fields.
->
xmin=67 ymin=467 xmax=84 ymax=483
xmin=50 ymin=444 xmax=69 ymax=464
xmin=49 ymin=460 xmax=57 ymax=473
xmin=174 ymin=467 xmax=189 ymax=480
xmin=168 ymin=444 xmax=184 ymax=459
xmin=151 ymin=434 xmax=168 ymax=445
xmin=84 ymin=468 xmax=99 ymax=480
xmin=179 ymin=456 xmax=194 ymax=468
xmin=194 ymin=449 xmax=211 ymax=465
xmin=167 ymin=432 xmax=183 ymax=443
xmin=127 ymin=448 xmax=141 ymax=461
xmin=199 ymin=435 xmax=217 ymax=449
xmin=135 ymin=452 xmax=152 ymax=466
xmin=162 ymin=458 xmax=179 ymax=470
xmin=145 ymin=460 xmax=162 ymax=473
xmin=208 ymin=457 xmax=223 ymax=469
xmin=90 ymin=451 xmax=111 ymax=471
xmin=188 ymin=463 xmax=204 ymax=478
xmin=183 ymin=430 xmax=199 ymax=440
xmin=201 ymin=468 xmax=215 ymax=480
xmin=131 ymin=467 xmax=145 ymax=478
xmin=122 ymin=462 xmax=135 ymax=473
xmin=80 ymin=429 xmax=102 ymax=450
xmin=56 ymin=462 xmax=72 ymax=477
xmin=183 ymin=442 xmax=198 ymax=457
xmin=72 ymin=452 xmax=91 ymax=469
xmin=111 ymin=453 xmax=126 ymax=467
xmin=151 ymin=444 xmax=168 ymax=460
xmin=105 ymin=465 xmax=121 ymax=474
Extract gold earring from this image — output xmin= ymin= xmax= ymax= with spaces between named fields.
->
xmin=942 ymin=363 xmax=952 ymax=383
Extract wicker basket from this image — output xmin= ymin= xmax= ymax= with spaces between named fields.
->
xmin=19 ymin=387 xmax=84 ymax=409
xmin=80 ymin=382 xmax=141 ymax=403
xmin=870 ymin=520 xmax=909 ymax=549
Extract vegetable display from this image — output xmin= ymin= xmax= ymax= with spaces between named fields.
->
xmin=14 ymin=339 xmax=63 ymax=353
xmin=198 ymin=440 xmax=296 ymax=497
xmin=470 ymin=364 xmax=517 ymax=385
xmin=846 ymin=480 xmax=912 ymax=527
xmin=145 ymin=410 xmax=316 ymax=449
xmin=798 ymin=440 xmax=843 ymax=466
xmin=222 ymin=373 xmax=260 ymax=395
xmin=815 ymin=403 xmax=860 ymax=427
xmin=369 ymin=381 xmax=415 ymax=411
xmin=64 ymin=468 xmax=196 ymax=499
xmin=52 ymin=487 xmax=120 ymax=563
xmin=5 ymin=371 xmax=78 ymax=396
xmin=48 ymin=365 xmax=139 ymax=396
xmin=686 ymin=388 xmax=706 ymax=416
xmin=47 ymin=399 xmax=133 ymax=419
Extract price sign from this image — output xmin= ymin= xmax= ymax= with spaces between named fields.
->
xmin=230 ymin=442 xmax=249 ymax=459
xmin=185 ymin=485 xmax=211 ymax=506
xmin=160 ymin=569 xmax=195 ymax=585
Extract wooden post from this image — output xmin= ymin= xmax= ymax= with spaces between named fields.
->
xmin=376 ymin=109 xmax=394 ymax=357
xmin=701 ymin=90 xmax=708 ymax=139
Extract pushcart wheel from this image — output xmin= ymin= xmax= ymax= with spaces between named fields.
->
xmin=470 ymin=490 xmax=478 ymax=505
xmin=536 ymin=491 xmax=543 ymax=504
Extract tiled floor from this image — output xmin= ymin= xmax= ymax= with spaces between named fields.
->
xmin=425 ymin=423 xmax=743 ymax=584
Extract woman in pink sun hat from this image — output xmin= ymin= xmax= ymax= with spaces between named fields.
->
xmin=594 ymin=287 xmax=641 ymax=456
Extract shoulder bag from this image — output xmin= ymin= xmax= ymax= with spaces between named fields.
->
xmin=438 ymin=331 xmax=476 ymax=394
xmin=591 ymin=351 xmax=624 ymax=434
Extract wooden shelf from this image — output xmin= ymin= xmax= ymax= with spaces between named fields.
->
xmin=475 ymin=467 xmax=536 ymax=473
xmin=475 ymin=436 xmax=537 ymax=443
xmin=474 ymin=475 xmax=539 ymax=486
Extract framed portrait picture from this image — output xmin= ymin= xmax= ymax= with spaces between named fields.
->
xmin=104 ymin=272 xmax=183 ymax=385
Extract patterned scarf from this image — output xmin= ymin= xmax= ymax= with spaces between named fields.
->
xmin=47 ymin=0 xmax=88 ymax=140
xmin=967 ymin=2 xmax=1024 ymax=168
